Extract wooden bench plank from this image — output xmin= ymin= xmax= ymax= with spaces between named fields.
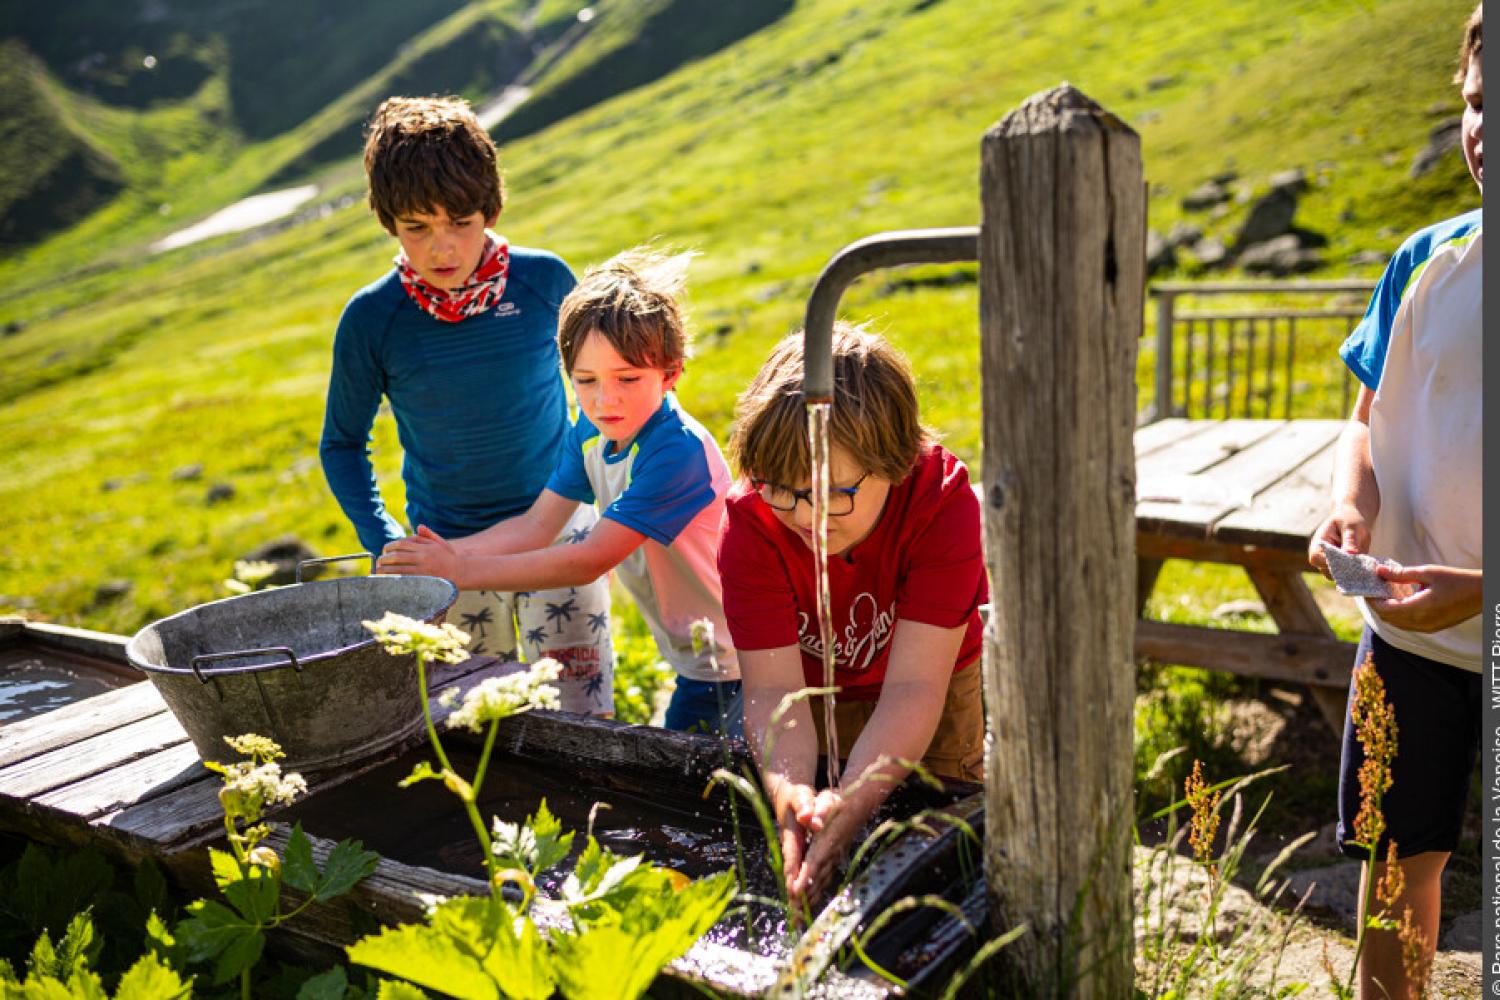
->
xmin=35 ymin=742 xmax=207 ymax=822
xmin=1135 ymin=419 xmax=1281 ymax=480
xmin=0 ymin=711 xmax=189 ymax=799
xmin=1215 ymin=442 xmax=1336 ymax=547
xmin=1133 ymin=418 xmax=1217 ymax=459
xmin=1136 ymin=421 xmax=1342 ymax=547
xmin=87 ymin=667 xmax=512 ymax=852
xmin=1136 ymin=619 xmax=1354 ymax=688
xmin=0 ymin=682 xmax=168 ymax=768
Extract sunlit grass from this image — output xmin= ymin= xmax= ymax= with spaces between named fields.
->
xmin=0 ymin=0 xmax=1476 ymax=638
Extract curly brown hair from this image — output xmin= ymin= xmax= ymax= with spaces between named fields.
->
xmin=363 ymin=96 xmax=504 ymax=233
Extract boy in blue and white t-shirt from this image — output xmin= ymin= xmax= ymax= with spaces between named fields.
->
xmin=378 ymin=249 xmax=740 ymax=734
xmin=1307 ymin=6 xmax=1481 ymax=996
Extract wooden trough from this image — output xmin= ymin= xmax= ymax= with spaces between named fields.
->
xmin=0 ymin=619 xmax=986 ymax=997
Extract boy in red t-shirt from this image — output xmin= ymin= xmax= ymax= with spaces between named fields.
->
xmin=718 ymin=323 xmax=987 ymax=904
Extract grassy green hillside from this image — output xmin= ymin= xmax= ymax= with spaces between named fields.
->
xmin=0 ymin=0 xmax=1479 ymax=634
xmin=0 ymin=42 xmax=125 ymax=250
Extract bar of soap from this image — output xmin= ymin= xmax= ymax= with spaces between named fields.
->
xmin=1318 ymin=541 xmax=1399 ymax=599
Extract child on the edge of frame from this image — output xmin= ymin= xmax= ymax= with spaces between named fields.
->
xmin=377 ymin=249 xmax=742 ymax=736
xmin=717 ymin=322 xmax=987 ymax=905
xmin=319 ymin=96 xmax=614 ymax=716
xmin=1306 ymin=6 xmax=1482 ymax=998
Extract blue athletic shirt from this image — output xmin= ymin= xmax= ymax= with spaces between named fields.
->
xmin=320 ymin=247 xmax=575 ymax=555
xmin=546 ymin=393 xmax=737 ymax=682
xmin=1340 ymin=208 xmax=1482 ymax=390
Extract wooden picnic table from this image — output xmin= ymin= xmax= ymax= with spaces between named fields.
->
xmin=1131 ymin=418 xmax=1356 ymax=727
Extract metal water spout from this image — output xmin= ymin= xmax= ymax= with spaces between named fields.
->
xmin=801 ymin=227 xmax=980 ymax=402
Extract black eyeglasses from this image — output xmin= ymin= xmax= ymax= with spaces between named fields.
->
xmin=751 ymin=472 xmax=871 ymax=516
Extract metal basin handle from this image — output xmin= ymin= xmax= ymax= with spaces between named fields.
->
xmin=296 ymin=552 xmax=374 ymax=584
xmin=189 ymin=646 xmax=301 ymax=684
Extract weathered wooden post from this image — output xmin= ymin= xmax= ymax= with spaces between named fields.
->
xmin=979 ymin=84 xmax=1143 ymax=996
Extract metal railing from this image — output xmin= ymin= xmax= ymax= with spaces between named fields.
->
xmin=1146 ymin=280 xmax=1376 ymax=422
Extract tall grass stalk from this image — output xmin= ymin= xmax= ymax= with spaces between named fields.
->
xmin=1135 ymin=757 xmax=1311 ymax=999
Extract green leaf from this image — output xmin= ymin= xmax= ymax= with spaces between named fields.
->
xmin=175 ymin=899 xmax=256 ymax=963
xmin=131 ymin=862 xmax=172 ymax=925
xmin=142 ymin=912 xmax=183 ymax=970
xmin=296 ymin=965 xmax=349 ymax=1000
xmin=313 ymin=840 xmax=380 ymax=903
xmin=113 ymin=952 xmax=191 ymax=1000
xmin=222 ymin=865 xmax=280 ymax=925
xmin=489 ymin=818 xmax=535 ymax=873
xmin=475 ymin=909 xmax=553 ymax=1000
xmin=347 ymin=922 xmax=498 ymax=1000
xmin=283 ymin=823 xmax=319 ymax=893
xmin=560 ymin=840 xmax=642 ymax=911
xmin=551 ymin=927 xmax=657 ymax=1000
xmin=552 ymin=871 xmax=734 ymax=1000
xmin=212 ymin=928 xmax=265 ymax=986
xmin=27 ymin=910 xmax=99 ymax=983
xmin=528 ymin=800 xmax=574 ymax=876
xmin=397 ymin=761 xmax=443 ymax=789
xmin=375 ymin=981 xmax=430 ymax=1000
xmin=208 ymin=848 xmax=245 ymax=891
xmin=6 ymin=846 xmax=113 ymax=941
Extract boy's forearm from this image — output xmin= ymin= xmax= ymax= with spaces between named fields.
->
xmin=451 ymin=545 xmax=610 ymax=593
xmin=837 ymin=684 xmax=946 ymax=819
xmin=1327 ymin=387 xmax=1380 ymax=522
xmin=1329 ymin=418 xmax=1379 ymax=522
xmin=451 ymin=512 xmax=557 ymax=557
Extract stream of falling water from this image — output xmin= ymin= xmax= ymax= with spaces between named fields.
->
xmin=806 ymin=401 xmax=841 ymax=791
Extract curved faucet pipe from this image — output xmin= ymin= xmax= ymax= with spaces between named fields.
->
xmin=801 ymin=226 xmax=980 ymax=402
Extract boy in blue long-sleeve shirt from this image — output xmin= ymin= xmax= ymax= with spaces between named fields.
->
xmin=320 ymin=96 xmax=613 ymax=715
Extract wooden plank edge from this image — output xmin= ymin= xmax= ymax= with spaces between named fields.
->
xmin=1135 ymin=530 xmax=1312 ymax=569
xmin=0 ymin=682 xmax=170 ymax=769
xmin=20 ymin=621 xmax=136 ymax=666
xmin=1135 ymin=619 xmax=1354 ymax=688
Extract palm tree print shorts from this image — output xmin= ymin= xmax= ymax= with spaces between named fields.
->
xmin=447 ymin=504 xmax=615 ymax=716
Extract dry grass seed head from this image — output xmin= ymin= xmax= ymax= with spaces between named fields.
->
xmin=1350 ymin=653 xmax=1397 ymax=849
xmin=1184 ymin=759 xmax=1222 ymax=874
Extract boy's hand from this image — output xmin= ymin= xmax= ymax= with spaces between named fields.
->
xmin=790 ymin=790 xmax=857 ymax=906
xmin=771 ymin=781 xmax=820 ymax=908
xmin=376 ymin=525 xmax=461 ymax=583
xmin=1367 ymin=564 xmax=1482 ymax=632
xmin=1308 ymin=504 xmax=1372 ymax=579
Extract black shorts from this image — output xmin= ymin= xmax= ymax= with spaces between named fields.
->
xmin=1337 ymin=627 xmax=1481 ymax=860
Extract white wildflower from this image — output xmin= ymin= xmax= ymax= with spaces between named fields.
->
xmin=218 ymin=760 xmax=307 ymax=823
xmin=363 ymin=611 xmax=470 ymax=663
xmin=446 ymin=659 xmax=563 ymax=733
xmin=223 ymin=733 xmax=284 ymax=763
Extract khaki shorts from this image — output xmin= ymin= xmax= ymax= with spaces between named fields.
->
xmin=809 ymin=660 xmax=984 ymax=782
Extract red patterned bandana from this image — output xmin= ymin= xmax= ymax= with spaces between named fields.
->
xmin=395 ymin=232 xmax=510 ymax=323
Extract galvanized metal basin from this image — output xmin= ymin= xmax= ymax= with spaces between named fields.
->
xmin=126 ymin=575 xmax=457 ymax=771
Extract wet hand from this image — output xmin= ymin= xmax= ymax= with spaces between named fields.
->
xmin=1367 ymin=564 xmax=1482 ymax=632
xmin=793 ymin=801 xmax=862 ymax=907
xmin=376 ymin=525 xmax=459 ymax=581
xmin=772 ymin=782 xmax=817 ymax=907
xmin=1308 ymin=505 xmax=1370 ymax=579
